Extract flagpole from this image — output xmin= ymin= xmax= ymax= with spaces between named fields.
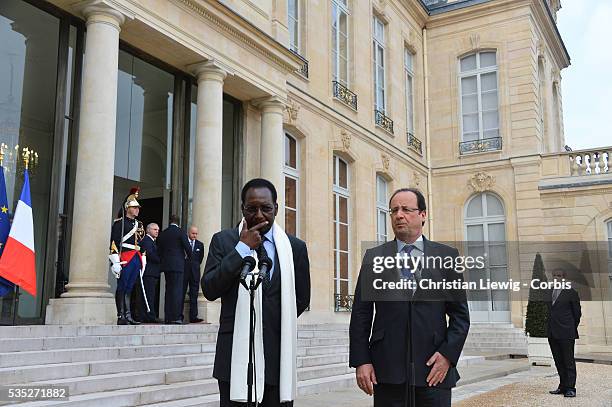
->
xmin=12 ymin=285 xmax=18 ymax=326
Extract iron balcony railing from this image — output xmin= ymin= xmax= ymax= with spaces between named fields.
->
xmin=459 ymin=136 xmax=502 ymax=155
xmin=375 ymin=109 xmax=393 ymax=134
xmin=332 ymin=81 xmax=358 ymax=110
xmin=334 ymin=294 xmax=354 ymax=312
xmin=407 ymin=132 xmax=422 ymax=155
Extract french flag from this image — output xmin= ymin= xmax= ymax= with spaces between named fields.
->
xmin=0 ymin=169 xmax=36 ymax=296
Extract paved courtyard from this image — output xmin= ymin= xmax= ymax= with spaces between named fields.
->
xmin=296 ymin=362 xmax=612 ymax=407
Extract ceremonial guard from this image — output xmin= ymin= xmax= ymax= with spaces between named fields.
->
xmin=109 ymin=189 xmax=149 ymax=325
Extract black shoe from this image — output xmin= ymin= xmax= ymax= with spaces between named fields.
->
xmin=189 ymin=318 xmax=204 ymax=324
xmin=564 ymin=390 xmax=576 ymax=397
xmin=549 ymin=388 xmax=564 ymax=395
xmin=117 ymin=316 xmax=128 ymax=325
xmin=125 ymin=313 xmax=141 ymax=325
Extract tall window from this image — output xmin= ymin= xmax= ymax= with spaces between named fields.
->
xmin=459 ymin=51 xmax=499 ymax=141
xmin=464 ymin=193 xmax=509 ymax=322
xmin=332 ymin=0 xmax=349 ymax=86
xmin=607 ymin=220 xmax=612 ymax=286
xmin=288 ymin=0 xmax=300 ymax=53
xmin=333 ymin=156 xmax=350 ymax=301
xmin=404 ymin=48 xmax=415 ymax=137
xmin=376 ymin=175 xmax=388 ymax=242
xmin=372 ymin=15 xmax=386 ymax=112
xmin=284 ymin=133 xmax=299 ymax=236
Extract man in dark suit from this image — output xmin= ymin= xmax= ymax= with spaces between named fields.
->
xmin=157 ymin=214 xmax=192 ymax=324
xmin=202 ymin=178 xmax=310 ymax=407
xmin=182 ymin=225 xmax=205 ymax=323
xmin=349 ymin=188 xmax=470 ymax=407
xmin=139 ymin=223 xmax=161 ymax=323
xmin=547 ymin=268 xmax=581 ymax=398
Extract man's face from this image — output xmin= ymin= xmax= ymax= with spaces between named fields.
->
xmin=126 ymin=206 xmax=140 ymax=218
xmin=188 ymin=227 xmax=198 ymax=241
xmin=242 ymin=187 xmax=277 ymax=235
xmin=149 ymin=224 xmax=159 ymax=239
xmin=552 ymin=270 xmax=565 ymax=282
xmin=389 ymin=191 xmax=426 ymax=242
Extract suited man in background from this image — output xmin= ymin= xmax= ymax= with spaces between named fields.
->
xmin=139 ymin=223 xmax=161 ymax=323
xmin=202 ymin=178 xmax=310 ymax=406
xmin=182 ymin=225 xmax=205 ymax=323
xmin=349 ymin=188 xmax=470 ymax=407
xmin=547 ymin=268 xmax=581 ymax=398
xmin=157 ymin=214 xmax=192 ymax=324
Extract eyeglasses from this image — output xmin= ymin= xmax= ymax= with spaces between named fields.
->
xmin=243 ymin=204 xmax=276 ymax=215
xmin=389 ymin=206 xmax=421 ymax=216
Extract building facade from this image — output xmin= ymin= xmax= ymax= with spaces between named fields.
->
xmin=0 ymin=0 xmax=610 ymax=350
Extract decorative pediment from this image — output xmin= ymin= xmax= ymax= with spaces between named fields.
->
xmin=341 ymin=129 xmax=351 ymax=151
xmin=284 ymin=99 xmax=300 ymax=125
xmin=381 ymin=153 xmax=390 ymax=172
xmin=468 ymin=171 xmax=495 ymax=192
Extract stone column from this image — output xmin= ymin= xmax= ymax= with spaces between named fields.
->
xmin=190 ymin=61 xmax=226 ymax=323
xmin=46 ymin=1 xmax=130 ymax=325
xmin=257 ymin=97 xmax=285 ymax=228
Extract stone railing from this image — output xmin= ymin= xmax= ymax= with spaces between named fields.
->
xmin=568 ymin=149 xmax=610 ymax=176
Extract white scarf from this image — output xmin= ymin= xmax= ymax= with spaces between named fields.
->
xmin=230 ymin=221 xmax=298 ymax=403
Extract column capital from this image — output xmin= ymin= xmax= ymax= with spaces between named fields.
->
xmin=189 ymin=60 xmax=229 ymax=83
xmin=72 ymin=0 xmax=134 ymax=28
xmin=253 ymin=96 xmax=286 ymax=114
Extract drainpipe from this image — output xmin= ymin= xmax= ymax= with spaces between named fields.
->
xmin=423 ymin=27 xmax=434 ymax=240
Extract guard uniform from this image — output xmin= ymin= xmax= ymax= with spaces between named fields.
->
xmin=109 ymin=193 xmax=147 ymax=325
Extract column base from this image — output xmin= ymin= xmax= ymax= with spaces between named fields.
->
xmin=198 ymin=297 xmax=220 ymax=323
xmin=45 ymin=297 xmax=116 ymax=325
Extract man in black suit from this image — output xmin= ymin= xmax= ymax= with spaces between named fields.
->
xmin=349 ymin=188 xmax=470 ymax=407
xmin=182 ymin=225 xmax=205 ymax=323
xmin=547 ymin=268 xmax=581 ymax=398
xmin=139 ymin=223 xmax=161 ymax=323
xmin=157 ymin=214 xmax=192 ymax=324
xmin=202 ymin=178 xmax=310 ymax=407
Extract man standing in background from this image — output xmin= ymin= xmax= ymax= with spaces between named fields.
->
xmin=182 ymin=225 xmax=204 ymax=323
xmin=140 ymin=223 xmax=161 ymax=323
xmin=157 ymin=214 xmax=191 ymax=324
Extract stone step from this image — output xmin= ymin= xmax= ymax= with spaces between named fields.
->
xmin=16 ymin=378 xmax=219 ymax=407
xmin=298 ymin=353 xmax=349 ymax=368
xmin=0 ymin=333 xmax=348 ymax=354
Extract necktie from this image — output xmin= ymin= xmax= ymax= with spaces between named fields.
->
xmin=400 ymin=244 xmax=419 ymax=293
xmin=256 ymin=237 xmax=271 ymax=290
xmin=191 ymin=240 xmax=194 ymax=252
xmin=552 ymin=289 xmax=561 ymax=304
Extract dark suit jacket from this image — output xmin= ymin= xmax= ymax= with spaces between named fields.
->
xmin=185 ymin=239 xmax=205 ymax=275
xmin=202 ymin=227 xmax=311 ymax=384
xmin=547 ymin=289 xmax=581 ymax=340
xmin=157 ymin=224 xmax=191 ymax=273
xmin=349 ymin=238 xmax=470 ymax=388
xmin=140 ymin=235 xmax=160 ymax=278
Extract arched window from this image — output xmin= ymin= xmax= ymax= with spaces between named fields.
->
xmin=465 ymin=192 xmax=509 ymax=322
xmin=333 ymin=155 xmax=350 ymax=310
xmin=459 ymin=51 xmax=499 ymax=142
xmin=284 ymin=133 xmax=299 ymax=236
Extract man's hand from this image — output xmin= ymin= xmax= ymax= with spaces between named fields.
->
xmin=426 ymin=352 xmax=450 ymax=387
xmin=355 ymin=363 xmax=377 ymax=396
xmin=239 ymin=219 xmax=268 ymax=249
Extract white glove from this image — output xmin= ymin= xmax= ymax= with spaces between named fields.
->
xmin=109 ymin=253 xmax=122 ymax=279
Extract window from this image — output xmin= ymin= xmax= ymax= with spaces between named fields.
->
xmin=404 ymin=48 xmax=415 ymax=137
xmin=459 ymin=51 xmax=499 ymax=142
xmin=333 ymin=156 xmax=350 ymax=303
xmin=464 ymin=193 xmax=509 ymax=322
xmin=332 ymin=0 xmax=349 ymax=87
xmin=288 ymin=0 xmax=300 ymax=53
xmin=372 ymin=15 xmax=386 ymax=112
xmin=376 ymin=175 xmax=388 ymax=242
xmin=284 ymin=133 xmax=299 ymax=236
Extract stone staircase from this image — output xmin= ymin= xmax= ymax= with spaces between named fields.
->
xmin=0 ymin=323 xmax=517 ymax=406
xmin=462 ymin=323 xmax=528 ymax=356
xmin=0 ymin=324 xmax=357 ymax=406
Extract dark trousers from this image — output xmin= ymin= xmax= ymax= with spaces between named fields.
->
xmin=218 ymin=381 xmax=293 ymax=407
xmin=548 ymin=338 xmax=577 ymax=391
xmin=142 ymin=275 xmax=160 ymax=322
xmin=182 ymin=266 xmax=200 ymax=321
xmin=163 ymin=271 xmax=184 ymax=322
xmin=373 ymin=383 xmax=451 ymax=407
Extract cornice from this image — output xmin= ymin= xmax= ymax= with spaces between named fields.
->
xmin=530 ymin=0 xmax=570 ymax=69
xmin=172 ymin=0 xmax=303 ymax=74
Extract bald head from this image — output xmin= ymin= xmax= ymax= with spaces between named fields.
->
xmin=188 ymin=226 xmax=198 ymax=241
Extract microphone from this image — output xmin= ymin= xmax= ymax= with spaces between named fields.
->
xmin=257 ymin=255 xmax=273 ymax=284
xmin=239 ymin=256 xmax=256 ymax=289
